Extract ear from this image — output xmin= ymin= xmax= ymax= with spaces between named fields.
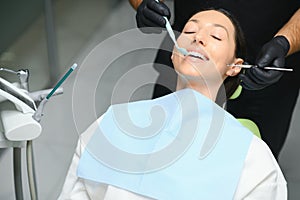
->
xmin=226 ymin=58 xmax=244 ymax=76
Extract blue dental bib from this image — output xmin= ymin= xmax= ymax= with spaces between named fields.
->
xmin=77 ymin=89 xmax=253 ymax=200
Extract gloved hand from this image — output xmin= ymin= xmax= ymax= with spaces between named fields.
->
xmin=239 ymin=36 xmax=290 ymax=90
xmin=136 ymin=0 xmax=171 ymax=33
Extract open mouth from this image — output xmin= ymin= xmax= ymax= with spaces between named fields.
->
xmin=187 ymin=51 xmax=208 ymax=61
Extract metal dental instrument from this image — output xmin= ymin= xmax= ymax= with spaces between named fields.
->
xmin=227 ymin=64 xmax=293 ymax=72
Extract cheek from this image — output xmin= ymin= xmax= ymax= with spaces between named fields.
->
xmin=210 ymin=43 xmax=235 ymax=66
xmin=177 ymin=34 xmax=192 ymax=47
xmin=171 ymin=50 xmax=183 ymax=69
xmin=171 ymin=47 xmax=180 ymax=65
xmin=172 ymin=35 xmax=192 ymax=65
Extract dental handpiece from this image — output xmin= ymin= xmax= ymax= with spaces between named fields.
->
xmin=32 ymin=63 xmax=78 ymax=122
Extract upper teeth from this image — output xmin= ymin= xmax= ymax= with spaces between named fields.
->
xmin=188 ymin=51 xmax=207 ymax=61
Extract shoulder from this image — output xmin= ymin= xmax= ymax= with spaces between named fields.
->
xmin=245 ymin=136 xmax=286 ymax=184
xmin=247 ymin=136 xmax=282 ymax=171
xmin=234 ymin=136 xmax=287 ymax=199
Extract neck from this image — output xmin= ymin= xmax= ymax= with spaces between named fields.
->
xmin=176 ymin=76 xmax=222 ymax=102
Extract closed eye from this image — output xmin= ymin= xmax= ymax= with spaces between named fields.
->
xmin=211 ymin=35 xmax=221 ymax=41
xmin=184 ymin=31 xmax=196 ymax=34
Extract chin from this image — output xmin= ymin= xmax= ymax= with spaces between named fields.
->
xmin=176 ymin=63 xmax=205 ymax=76
xmin=176 ymin=68 xmax=205 ymax=81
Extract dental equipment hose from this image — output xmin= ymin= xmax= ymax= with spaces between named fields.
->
xmin=13 ymin=148 xmax=24 ymax=200
xmin=27 ymin=141 xmax=38 ymax=200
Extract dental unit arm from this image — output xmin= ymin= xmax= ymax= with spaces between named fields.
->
xmin=31 ymin=87 xmax=63 ymax=123
xmin=0 ymin=68 xmax=63 ymax=141
xmin=0 ymin=64 xmax=77 ymax=200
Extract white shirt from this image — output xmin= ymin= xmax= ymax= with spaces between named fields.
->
xmin=58 ymin=117 xmax=287 ymax=200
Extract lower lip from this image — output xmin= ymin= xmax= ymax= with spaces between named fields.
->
xmin=185 ymin=55 xmax=206 ymax=63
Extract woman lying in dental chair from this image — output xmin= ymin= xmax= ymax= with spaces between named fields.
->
xmin=58 ymin=8 xmax=286 ymax=200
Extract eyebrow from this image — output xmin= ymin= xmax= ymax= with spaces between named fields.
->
xmin=188 ymin=19 xmax=229 ymax=37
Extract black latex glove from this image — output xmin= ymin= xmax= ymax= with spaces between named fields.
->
xmin=239 ymin=36 xmax=290 ymax=90
xmin=136 ymin=0 xmax=171 ymax=33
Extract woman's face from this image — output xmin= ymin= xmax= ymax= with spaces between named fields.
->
xmin=172 ymin=10 xmax=242 ymax=81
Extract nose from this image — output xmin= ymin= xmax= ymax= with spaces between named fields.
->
xmin=194 ymin=31 xmax=206 ymax=46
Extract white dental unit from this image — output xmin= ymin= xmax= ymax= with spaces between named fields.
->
xmin=0 ymin=64 xmax=75 ymax=200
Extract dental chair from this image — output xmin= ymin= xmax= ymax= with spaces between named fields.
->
xmin=229 ymin=85 xmax=261 ymax=138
